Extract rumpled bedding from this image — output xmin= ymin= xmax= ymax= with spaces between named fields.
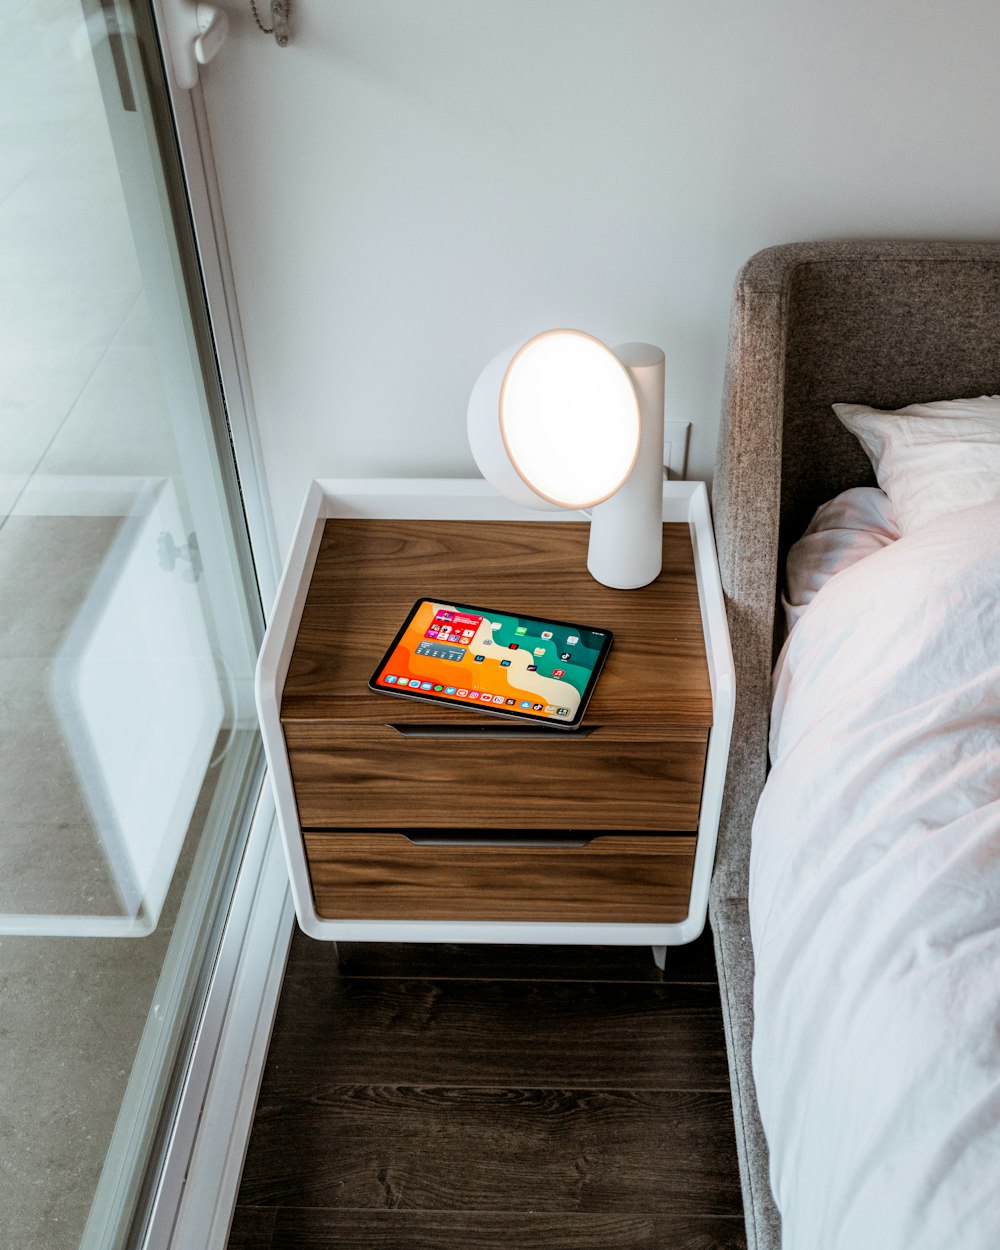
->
xmin=750 ymin=498 xmax=1000 ymax=1250
xmin=782 ymin=487 xmax=900 ymax=633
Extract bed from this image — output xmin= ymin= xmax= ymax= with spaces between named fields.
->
xmin=709 ymin=239 xmax=1000 ymax=1250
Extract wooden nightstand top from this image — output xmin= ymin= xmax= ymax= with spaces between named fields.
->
xmin=281 ymin=517 xmax=712 ymax=730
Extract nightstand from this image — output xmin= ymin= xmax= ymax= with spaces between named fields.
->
xmin=256 ymin=479 xmax=733 ymax=948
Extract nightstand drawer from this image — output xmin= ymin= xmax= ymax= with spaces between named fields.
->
xmin=284 ymin=722 xmax=708 ymax=832
xmin=303 ymin=832 xmax=696 ymax=922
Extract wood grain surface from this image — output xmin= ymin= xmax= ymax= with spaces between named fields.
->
xmin=303 ymin=833 xmax=696 ymax=922
xmin=332 ymin=935 xmax=719 ymax=982
xmin=289 ymin=727 xmax=707 ymax=830
xmin=255 ymin=1210 xmax=748 ymax=1250
xmin=280 ymin=519 xmax=712 ymax=729
xmin=252 ymin=974 xmax=730 ymax=1093
xmin=238 ymin=1086 xmax=743 ymax=1214
xmin=227 ymin=930 xmax=745 ymax=1250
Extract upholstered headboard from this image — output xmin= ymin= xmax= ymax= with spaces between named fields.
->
xmin=708 ymin=239 xmax=1000 ymax=1250
xmin=714 ymin=238 xmax=1000 ymax=894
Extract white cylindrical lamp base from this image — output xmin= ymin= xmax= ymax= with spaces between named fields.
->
xmin=586 ymin=343 xmax=665 ymax=589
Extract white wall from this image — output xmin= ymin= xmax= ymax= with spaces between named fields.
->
xmin=201 ymin=0 xmax=1000 ymax=551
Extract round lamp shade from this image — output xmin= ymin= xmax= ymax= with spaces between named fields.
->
xmin=468 ymin=329 xmax=640 ymax=510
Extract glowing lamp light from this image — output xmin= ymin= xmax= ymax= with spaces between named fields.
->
xmin=468 ymin=329 xmax=665 ymax=589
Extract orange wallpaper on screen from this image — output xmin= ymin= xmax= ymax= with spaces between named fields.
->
xmin=377 ymin=601 xmax=581 ymax=719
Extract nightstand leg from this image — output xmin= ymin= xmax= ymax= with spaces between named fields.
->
xmin=651 ymin=945 xmax=666 ymax=972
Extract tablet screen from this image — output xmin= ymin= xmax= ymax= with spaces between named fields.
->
xmin=369 ymin=598 xmax=612 ymax=728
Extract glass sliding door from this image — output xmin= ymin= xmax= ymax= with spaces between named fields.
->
xmin=0 ymin=2 xmax=263 ymax=1246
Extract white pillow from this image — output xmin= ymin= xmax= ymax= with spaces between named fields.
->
xmin=833 ymin=395 xmax=1000 ymax=535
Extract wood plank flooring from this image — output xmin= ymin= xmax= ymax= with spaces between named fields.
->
xmin=228 ymin=931 xmax=746 ymax=1250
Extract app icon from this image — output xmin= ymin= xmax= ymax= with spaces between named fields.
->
xmin=532 ymin=703 xmax=543 ymax=711
xmin=445 ymin=686 xmax=456 ymax=694
xmin=567 ymin=635 xmax=579 ymax=645
xmin=533 ymin=647 xmax=545 ymax=656
xmin=408 ymin=679 xmax=421 ymax=688
xmin=557 ymin=707 xmax=569 ymax=716
xmin=492 ymin=695 xmax=504 ymax=704
xmin=457 ymin=688 xmax=469 ymax=697
xmin=560 ymin=652 xmax=571 ymax=661
xmin=469 ymin=691 xmax=481 ymax=700
xmin=474 ymin=655 xmax=485 ymax=662
xmin=519 ymin=700 xmax=531 ymax=708
xmin=541 ymin=630 xmax=553 ymax=640
xmin=508 ymin=643 xmax=518 ymax=650
xmin=506 ymin=698 xmax=516 ymax=705
xmin=553 ymin=668 xmax=565 ymax=678
xmin=384 ymin=675 xmax=397 ymax=684
xmin=500 ymin=659 xmax=511 ymax=667
xmin=433 ymin=684 xmax=444 ymax=692
xmin=482 ymin=639 xmax=492 ymax=646
xmin=515 ymin=626 xmax=527 ymax=635
xmin=527 ymin=664 xmax=537 ymax=672
xmin=545 ymin=705 xmax=557 ymax=714
xmin=420 ymin=681 xmax=433 ymax=690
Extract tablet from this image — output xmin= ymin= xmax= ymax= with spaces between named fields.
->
xmin=369 ymin=598 xmax=613 ymax=729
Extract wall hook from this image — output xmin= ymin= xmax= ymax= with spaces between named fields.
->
xmin=250 ymin=0 xmax=290 ymax=47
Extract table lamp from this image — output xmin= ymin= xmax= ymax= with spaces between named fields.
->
xmin=467 ymin=329 xmax=665 ymax=589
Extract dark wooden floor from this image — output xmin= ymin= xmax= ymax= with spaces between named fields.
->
xmin=227 ymin=930 xmax=746 ymax=1250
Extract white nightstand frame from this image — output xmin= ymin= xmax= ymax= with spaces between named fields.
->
xmin=256 ymin=479 xmax=734 ymax=946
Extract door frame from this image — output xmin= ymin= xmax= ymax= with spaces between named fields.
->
xmin=126 ymin=3 xmax=293 ymax=1246
xmin=143 ymin=0 xmax=282 ymax=613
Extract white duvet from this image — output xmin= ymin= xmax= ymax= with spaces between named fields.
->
xmin=750 ymin=497 xmax=1000 ymax=1250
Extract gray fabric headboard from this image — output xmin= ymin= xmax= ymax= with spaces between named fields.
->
xmin=714 ymin=238 xmax=1000 ymax=898
xmin=708 ymin=239 xmax=1000 ymax=1250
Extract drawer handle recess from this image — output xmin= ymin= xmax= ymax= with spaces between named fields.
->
xmin=389 ymin=723 xmax=598 ymax=740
